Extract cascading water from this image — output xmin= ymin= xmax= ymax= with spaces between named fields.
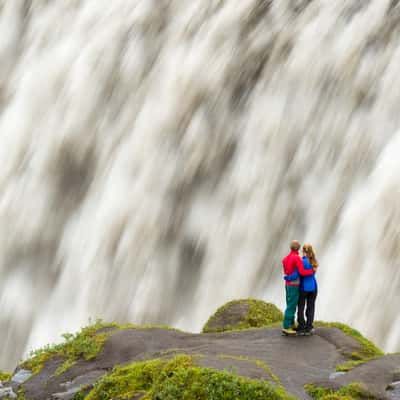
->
xmin=1 ymin=0 xmax=400 ymax=370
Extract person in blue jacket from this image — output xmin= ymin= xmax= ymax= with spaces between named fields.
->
xmin=284 ymin=243 xmax=319 ymax=335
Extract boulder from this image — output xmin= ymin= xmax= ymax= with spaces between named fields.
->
xmin=11 ymin=369 xmax=32 ymax=384
xmin=0 ymin=386 xmax=16 ymax=398
xmin=202 ymin=299 xmax=283 ymax=333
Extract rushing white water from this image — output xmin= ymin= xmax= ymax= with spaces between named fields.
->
xmin=1 ymin=0 xmax=400 ymax=370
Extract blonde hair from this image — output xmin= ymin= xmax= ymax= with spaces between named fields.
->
xmin=302 ymin=243 xmax=319 ymax=269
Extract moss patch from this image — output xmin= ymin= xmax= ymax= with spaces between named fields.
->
xmin=315 ymin=322 xmax=383 ymax=371
xmin=0 ymin=370 xmax=11 ymax=382
xmin=335 ymin=360 xmax=368 ymax=373
xmin=79 ymin=354 xmax=294 ymax=400
xmin=305 ymin=383 xmax=377 ymax=400
xmin=21 ymin=320 xmax=114 ymax=375
xmin=54 ymin=359 xmax=78 ymax=376
xmin=17 ymin=388 xmax=27 ymax=400
xmin=21 ymin=320 xmax=181 ymax=376
xmin=217 ymin=354 xmax=281 ymax=385
xmin=203 ymin=299 xmax=283 ymax=333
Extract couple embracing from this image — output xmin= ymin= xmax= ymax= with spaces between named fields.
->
xmin=281 ymin=240 xmax=319 ymax=336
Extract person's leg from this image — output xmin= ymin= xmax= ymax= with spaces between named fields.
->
xmin=289 ymin=288 xmax=297 ymax=328
xmin=297 ymin=291 xmax=307 ymax=331
xmin=283 ymin=286 xmax=299 ymax=329
xmin=305 ymin=291 xmax=318 ymax=330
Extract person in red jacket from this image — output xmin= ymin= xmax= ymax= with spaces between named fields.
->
xmin=281 ymin=240 xmax=314 ymax=335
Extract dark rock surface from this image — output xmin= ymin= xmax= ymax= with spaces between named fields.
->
xmin=51 ymin=370 xmax=104 ymax=399
xmin=17 ymin=327 xmax=362 ymax=399
xmin=2 ymin=326 xmax=397 ymax=399
xmin=314 ymin=354 xmax=400 ymax=399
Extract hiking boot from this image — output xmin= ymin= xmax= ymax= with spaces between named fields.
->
xmin=282 ymin=328 xmax=297 ymax=336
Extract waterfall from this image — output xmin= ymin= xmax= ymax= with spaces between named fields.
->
xmin=1 ymin=0 xmax=400 ymax=370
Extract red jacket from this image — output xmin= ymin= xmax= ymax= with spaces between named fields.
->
xmin=282 ymin=250 xmax=314 ymax=286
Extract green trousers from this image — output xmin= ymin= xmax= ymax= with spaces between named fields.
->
xmin=283 ymin=285 xmax=299 ymax=329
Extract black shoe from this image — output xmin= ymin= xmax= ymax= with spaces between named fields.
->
xmin=296 ymin=329 xmax=307 ymax=336
xmin=296 ymin=325 xmax=306 ymax=333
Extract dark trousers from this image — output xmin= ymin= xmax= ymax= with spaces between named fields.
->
xmin=297 ymin=290 xmax=317 ymax=330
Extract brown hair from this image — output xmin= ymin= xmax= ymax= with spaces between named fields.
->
xmin=302 ymin=243 xmax=319 ymax=269
xmin=290 ymin=240 xmax=301 ymax=251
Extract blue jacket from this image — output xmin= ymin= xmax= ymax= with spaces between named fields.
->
xmin=285 ymin=256 xmax=317 ymax=292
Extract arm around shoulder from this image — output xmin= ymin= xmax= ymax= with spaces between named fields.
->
xmin=296 ymin=257 xmax=314 ymax=276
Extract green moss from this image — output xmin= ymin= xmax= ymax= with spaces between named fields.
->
xmin=305 ymin=383 xmax=377 ymax=400
xmin=0 ymin=370 xmax=12 ymax=382
xmin=203 ymin=299 xmax=283 ymax=333
xmin=335 ymin=360 xmax=369 ymax=372
xmin=218 ymin=354 xmax=281 ymax=385
xmin=21 ymin=319 xmax=114 ymax=375
xmin=54 ymin=359 xmax=78 ymax=376
xmin=80 ymin=354 xmax=295 ymax=400
xmin=315 ymin=322 xmax=383 ymax=371
xmin=114 ymin=323 xmax=184 ymax=332
xmin=20 ymin=320 xmax=183 ymax=377
xmin=72 ymin=393 xmax=87 ymax=400
xmin=17 ymin=388 xmax=27 ymax=400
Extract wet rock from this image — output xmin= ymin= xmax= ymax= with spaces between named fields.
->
xmin=51 ymin=391 xmax=77 ymax=400
xmin=329 ymin=371 xmax=346 ymax=380
xmin=51 ymin=370 xmax=105 ymax=399
xmin=11 ymin=369 xmax=32 ymax=384
xmin=387 ymin=381 xmax=400 ymax=400
xmin=316 ymin=354 xmax=400 ymax=399
xmin=393 ymin=368 xmax=400 ymax=382
xmin=0 ymin=386 xmax=17 ymax=398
